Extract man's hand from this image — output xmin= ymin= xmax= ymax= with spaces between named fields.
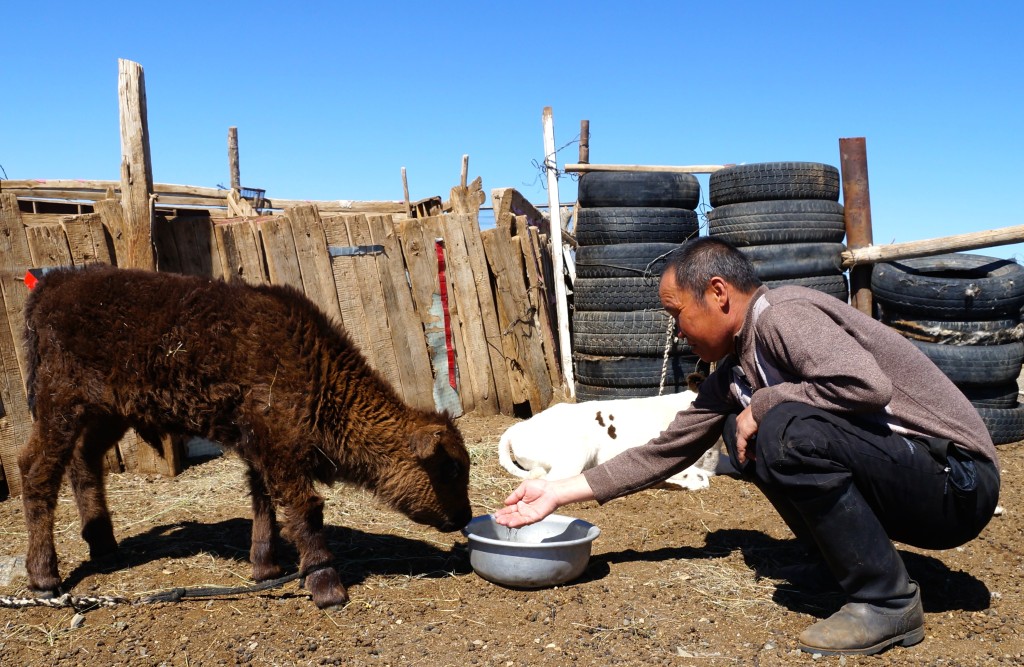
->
xmin=494 ymin=474 xmax=597 ymax=528
xmin=734 ymin=405 xmax=759 ymax=465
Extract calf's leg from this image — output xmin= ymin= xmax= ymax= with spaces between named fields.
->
xmin=246 ymin=466 xmax=284 ymax=581
xmin=68 ymin=418 xmax=127 ymax=558
xmin=273 ymin=479 xmax=348 ymax=608
xmin=18 ymin=415 xmax=83 ymax=594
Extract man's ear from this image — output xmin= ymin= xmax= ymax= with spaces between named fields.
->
xmin=708 ymin=276 xmax=730 ymax=309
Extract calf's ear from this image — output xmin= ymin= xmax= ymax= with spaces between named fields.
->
xmin=411 ymin=424 xmax=446 ymax=459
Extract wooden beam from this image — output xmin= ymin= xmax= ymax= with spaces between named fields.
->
xmin=117 ymin=59 xmax=156 ymax=270
xmin=564 ymin=163 xmax=728 ymax=174
xmin=842 ymin=224 xmax=1024 ymax=268
xmin=5 ymin=180 xmax=410 ymax=214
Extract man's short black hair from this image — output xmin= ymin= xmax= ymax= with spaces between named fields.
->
xmin=663 ymin=237 xmax=762 ymax=304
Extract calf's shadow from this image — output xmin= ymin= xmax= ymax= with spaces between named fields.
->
xmin=60 ymin=517 xmax=471 ymax=596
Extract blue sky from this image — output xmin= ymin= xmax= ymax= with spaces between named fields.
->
xmin=2 ymin=2 xmax=1022 ymax=257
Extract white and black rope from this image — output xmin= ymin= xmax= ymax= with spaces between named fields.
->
xmin=0 ymin=564 xmax=329 ymax=610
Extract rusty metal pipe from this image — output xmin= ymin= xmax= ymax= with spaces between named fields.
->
xmin=839 ymin=137 xmax=875 ymax=316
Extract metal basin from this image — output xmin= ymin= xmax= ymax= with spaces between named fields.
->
xmin=462 ymin=514 xmax=600 ymax=588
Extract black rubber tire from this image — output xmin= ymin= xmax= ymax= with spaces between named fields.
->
xmin=576 ymin=207 xmax=699 ymax=246
xmin=573 ymin=277 xmax=662 ymax=311
xmin=881 ymin=314 xmax=1024 ymax=346
xmin=910 ymin=339 xmax=1024 ymax=385
xmin=709 ymin=162 xmax=840 ymax=207
xmin=574 ymin=354 xmax=704 ymax=387
xmin=573 ymin=310 xmax=689 ymax=356
xmin=960 ymin=383 xmax=1020 ymax=409
xmin=738 ymin=243 xmax=846 ymax=281
xmin=976 ymin=405 xmax=1024 ymax=445
xmin=707 ymin=200 xmax=846 ymax=246
xmin=575 ymin=383 xmax=691 ymax=402
xmin=575 ymin=243 xmax=681 ymax=279
xmin=578 ymin=172 xmax=701 ymax=209
xmin=871 ymin=253 xmax=1024 ymax=320
xmin=763 ymin=274 xmax=849 ymax=302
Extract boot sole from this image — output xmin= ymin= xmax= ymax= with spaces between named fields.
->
xmin=799 ymin=625 xmax=925 ymax=656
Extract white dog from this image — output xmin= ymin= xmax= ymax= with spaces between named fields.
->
xmin=498 ymin=390 xmax=719 ymax=491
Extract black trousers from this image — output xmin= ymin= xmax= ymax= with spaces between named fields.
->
xmin=723 ymin=402 xmax=1000 ymax=550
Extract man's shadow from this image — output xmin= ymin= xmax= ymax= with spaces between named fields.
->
xmin=588 ymin=528 xmax=991 ymax=616
xmin=60 ymin=518 xmax=471 ymax=596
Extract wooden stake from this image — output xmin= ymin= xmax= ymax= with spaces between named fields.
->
xmin=460 ymin=154 xmax=469 ymax=189
xmin=542 ymin=106 xmax=575 ymax=399
xmin=401 ymin=167 xmax=412 ymax=217
xmin=228 ymin=126 xmax=240 ymax=192
xmin=579 ymin=120 xmax=590 ymax=164
xmin=117 ymin=58 xmax=156 ymax=270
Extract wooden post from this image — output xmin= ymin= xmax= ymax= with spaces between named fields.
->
xmin=839 ymin=137 xmax=874 ymax=315
xmin=228 ymin=126 xmax=241 ymax=192
xmin=460 ymin=154 xmax=469 ymax=189
xmin=542 ymin=107 xmax=575 ymax=398
xmin=579 ymin=120 xmax=590 ymax=164
xmin=401 ymin=167 xmax=412 ymax=217
xmin=117 ymin=58 xmax=156 ymax=271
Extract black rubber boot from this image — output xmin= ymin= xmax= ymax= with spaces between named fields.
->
xmin=793 ymin=485 xmax=924 ymax=655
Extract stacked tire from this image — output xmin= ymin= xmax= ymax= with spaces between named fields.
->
xmin=872 ymin=253 xmax=1024 ymax=444
xmin=707 ymin=162 xmax=849 ymax=301
xmin=573 ymin=172 xmax=708 ymax=402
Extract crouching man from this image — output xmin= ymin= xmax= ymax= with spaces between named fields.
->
xmin=496 ymin=237 xmax=999 ymax=656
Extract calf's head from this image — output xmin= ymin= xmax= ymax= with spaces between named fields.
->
xmin=377 ymin=415 xmax=473 ymax=532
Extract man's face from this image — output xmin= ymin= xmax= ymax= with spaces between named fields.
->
xmin=659 ymin=271 xmax=734 ymax=363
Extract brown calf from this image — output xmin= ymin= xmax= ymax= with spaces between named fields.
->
xmin=18 ymin=265 xmax=472 ymax=608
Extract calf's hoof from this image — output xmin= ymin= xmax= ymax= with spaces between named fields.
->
xmin=83 ymin=520 xmax=118 ymax=558
xmin=304 ymin=567 xmax=349 ymax=609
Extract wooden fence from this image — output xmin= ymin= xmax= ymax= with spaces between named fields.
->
xmin=0 ymin=180 xmax=564 ymax=499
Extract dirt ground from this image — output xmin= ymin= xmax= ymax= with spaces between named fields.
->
xmin=1 ymin=411 xmax=1022 ymax=666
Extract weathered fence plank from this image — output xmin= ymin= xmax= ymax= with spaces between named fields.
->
xmin=521 ymin=221 xmax=561 ymax=388
xmin=439 ymin=214 xmax=499 ymax=415
xmin=258 ymin=215 xmax=304 ymax=291
xmin=286 ymin=206 xmax=345 ymax=324
xmin=399 ymin=217 xmax=463 ymax=416
xmin=481 ymin=225 xmax=553 ymax=414
xmin=214 ymin=218 xmax=268 ymax=285
xmin=322 ymin=216 xmax=376 ymax=368
xmin=345 ymin=215 xmax=403 ymax=392
xmin=26 ymin=225 xmax=73 ymax=268
xmin=365 ymin=214 xmax=435 ymax=410
xmin=451 ymin=209 xmax=514 ymax=415
xmin=62 ymin=212 xmax=112 ymax=265
xmin=0 ymin=194 xmax=35 ymax=495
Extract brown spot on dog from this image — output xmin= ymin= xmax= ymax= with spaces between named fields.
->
xmin=594 ymin=411 xmax=604 ymax=427
xmin=607 ymin=425 xmax=617 ymax=439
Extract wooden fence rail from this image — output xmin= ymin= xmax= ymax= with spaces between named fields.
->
xmin=0 ymin=184 xmax=561 ymax=499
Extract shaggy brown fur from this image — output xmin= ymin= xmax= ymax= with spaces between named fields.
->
xmin=18 ymin=265 xmax=472 ymax=608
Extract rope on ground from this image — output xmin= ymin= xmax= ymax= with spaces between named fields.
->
xmin=0 ymin=565 xmax=324 ymax=610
